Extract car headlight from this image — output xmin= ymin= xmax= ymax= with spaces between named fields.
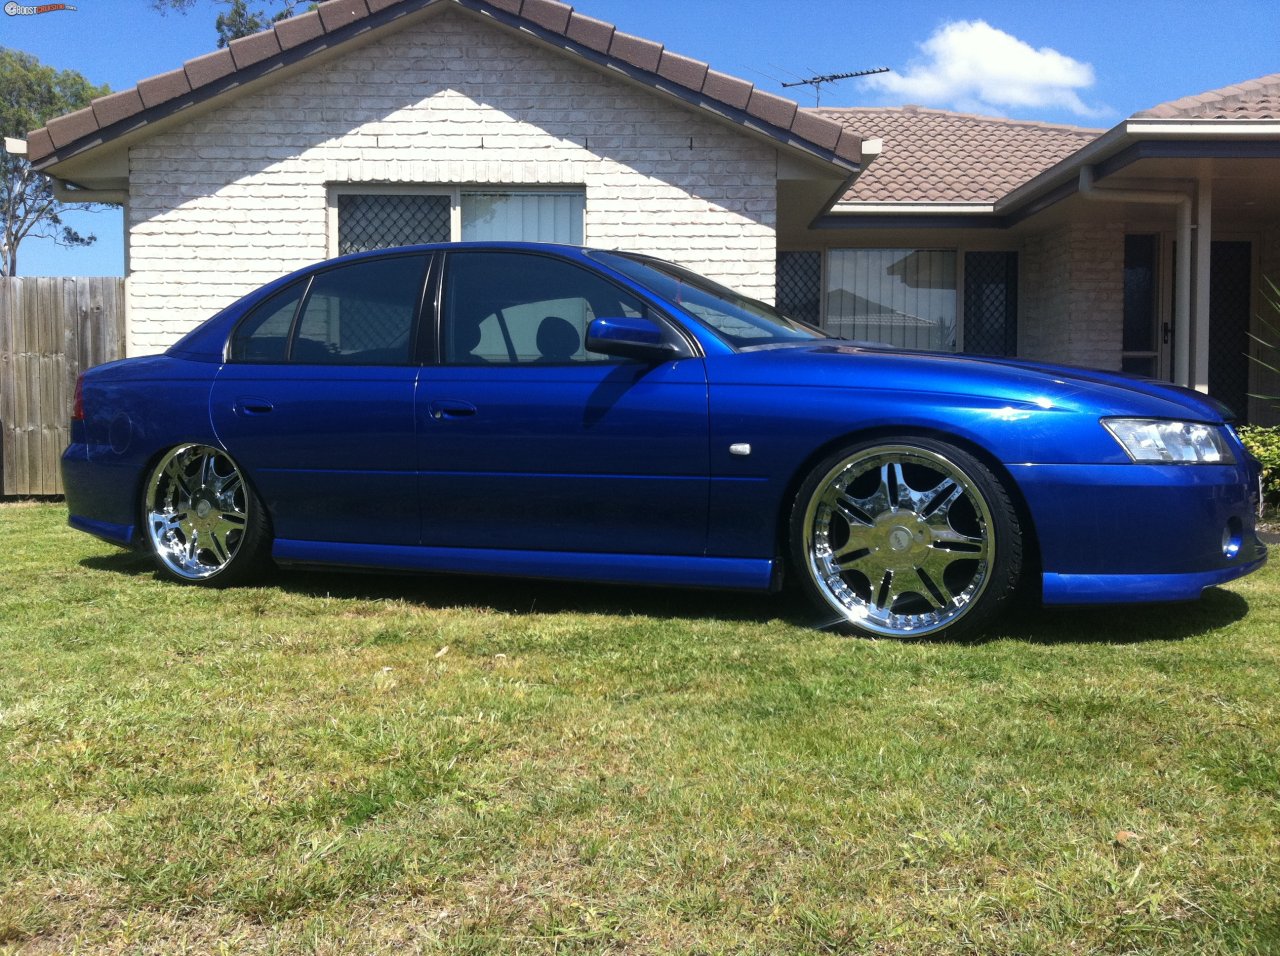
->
xmin=1103 ymin=418 xmax=1235 ymax=464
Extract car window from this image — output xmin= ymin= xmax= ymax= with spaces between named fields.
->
xmin=442 ymin=251 xmax=648 ymax=365
xmin=228 ymin=282 xmax=305 ymax=362
xmin=290 ymin=255 xmax=428 ymax=365
xmin=589 ymin=250 xmax=829 ymax=350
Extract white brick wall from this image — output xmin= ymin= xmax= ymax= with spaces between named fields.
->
xmin=127 ymin=8 xmax=778 ymax=354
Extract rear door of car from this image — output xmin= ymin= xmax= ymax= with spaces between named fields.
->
xmin=416 ymin=249 xmax=710 ymax=555
xmin=210 ymin=253 xmax=431 ymax=545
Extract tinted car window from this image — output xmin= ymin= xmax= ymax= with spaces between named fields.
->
xmin=589 ymin=250 xmax=828 ymax=350
xmin=229 ymin=282 xmax=305 ymax=362
xmin=443 ymin=251 xmax=648 ymax=365
xmin=290 ymin=255 xmax=428 ymax=365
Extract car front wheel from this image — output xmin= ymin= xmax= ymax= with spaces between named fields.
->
xmin=790 ymin=438 xmax=1022 ymax=639
xmin=142 ymin=443 xmax=271 ymax=586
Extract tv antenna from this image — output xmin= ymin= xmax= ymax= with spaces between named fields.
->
xmin=782 ymin=67 xmax=890 ymax=106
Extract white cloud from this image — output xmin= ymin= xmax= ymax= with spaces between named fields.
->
xmin=867 ymin=20 xmax=1104 ymax=118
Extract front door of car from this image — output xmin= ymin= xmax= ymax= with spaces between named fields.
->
xmin=417 ymin=250 xmax=709 ymax=555
xmin=210 ymin=254 xmax=430 ymax=546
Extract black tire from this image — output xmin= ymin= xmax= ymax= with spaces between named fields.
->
xmin=141 ymin=443 xmax=272 ymax=587
xmin=789 ymin=437 xmax=1022 ymax=639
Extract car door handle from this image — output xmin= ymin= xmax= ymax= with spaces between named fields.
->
xmin=429 ymin=400 xmax=477 ymax=420
xmin=233 ymin=397 xmax=274 ymax=416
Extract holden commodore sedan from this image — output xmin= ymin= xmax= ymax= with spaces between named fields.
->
xmin=63 ymin=243 xmax=1266 ymax=639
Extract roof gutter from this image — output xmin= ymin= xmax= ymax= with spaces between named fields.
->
xmin=1076 ymin=164 xmax=1193 ymax=388
xmin=50 ymin=177 xmax=128 ymax=205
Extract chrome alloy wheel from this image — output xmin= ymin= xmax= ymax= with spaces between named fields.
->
xmin=145 ymin=444 xmax=250 ymax=580
xmin=803 ymin=444 xmax=995 ymax=637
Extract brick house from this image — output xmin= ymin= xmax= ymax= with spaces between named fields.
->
xmin=19 ymin=0 xmax=1280 ymax=420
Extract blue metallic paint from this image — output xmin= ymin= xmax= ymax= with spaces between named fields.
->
xmin=272 ymin=539 xmax=775 ymax=590
xmin=62 ymin=242 xmax=1266 ymax=611
xmin=417 ymin=359 xmax=709 ymax=554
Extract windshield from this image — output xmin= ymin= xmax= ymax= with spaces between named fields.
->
xmin=589 ymin=251 xmax=831 ymax=350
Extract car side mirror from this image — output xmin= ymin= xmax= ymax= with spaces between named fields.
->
xmin=586 ymin=316 xmax=678 ymax=363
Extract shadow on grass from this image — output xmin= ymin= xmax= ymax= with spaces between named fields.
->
xmin=975 ymin=586 xmax=1251 ymax=646
xmin=80 ymin=550 xmax=1251 ymax=644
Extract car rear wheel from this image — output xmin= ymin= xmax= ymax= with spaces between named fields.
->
xmin=142 ymin=443 xmax=271 ymax=586
xmin=790 ymin=438 xmax=1022 ymax=639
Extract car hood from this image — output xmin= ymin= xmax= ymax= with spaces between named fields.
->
xmin=717 ymin=343 xmax=1235 ymax=422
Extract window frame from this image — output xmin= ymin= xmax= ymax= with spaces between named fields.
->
xmin=226 ymin=252 xmax=436 ymax=367
xmin=807 ymin=245 xmax=1022 ymax=356
xmin=431 ymin=248 xmax=698 ymax=367
xmin=327 ymin=185 xmax=588 ymax=257
xmin=824 ymin=247 xmax=960 ymax=353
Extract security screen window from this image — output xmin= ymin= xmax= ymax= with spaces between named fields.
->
xmin=826 ymin=249 xmax=957 ymax=351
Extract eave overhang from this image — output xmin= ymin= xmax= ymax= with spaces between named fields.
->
xmin=816 ymin=118 xmax=1280 ymax=231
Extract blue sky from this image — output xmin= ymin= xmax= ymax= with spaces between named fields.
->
xmin=6 ymin=0 xmax=1279 ymax=276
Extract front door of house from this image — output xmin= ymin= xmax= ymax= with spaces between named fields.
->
xmin=1125 ymin=235 xmax=1256 ymax=422
xmin=1208 ymin=240 xmax=1252 ymax=421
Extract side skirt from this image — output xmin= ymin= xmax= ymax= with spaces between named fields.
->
xmin=272 ymin=539 xmax=776 ymax=591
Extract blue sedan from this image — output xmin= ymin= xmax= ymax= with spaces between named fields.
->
xmin=63 ymin=243 xmax=1266 ymax=638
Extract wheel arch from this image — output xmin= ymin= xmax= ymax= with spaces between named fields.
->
xmin=135 ymin=440 xmax=274 ymax=546
xmin=774 ymin=425 xmax=1042 ymax=598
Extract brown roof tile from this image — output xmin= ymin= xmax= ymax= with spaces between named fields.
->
xmin=746 ymin=88 xmax=797 ymax=129
xmin=27 ymin=127 xmax=54 ymax=163
xmin=274 ymin=10 xmax=325 ymax=50
xmin=27 ymin=0 xmax=856 ymax=174
xmin=814 ymin=106 xmax=1101 ymax=203
xmin=564 ymin=10 xmax=613 ymax=52
xmin=227 ymin=28 xmax=283 ymax=70
xmin=91 ymin=90 xmax=146 ymax=128
xmin=137 ymin=67 xmax=192 ymax=109
xmin=316 ymin=0 xmax=371 ymax=32
xmin=702 ymin=69 xmax=752 ymax=110
xmin=656 ymin=50 xmax=707 ymax=90
xmin=608 ymin=31 xmax=663 ymax=73
xmin=184 ymin=49 xmax=237 ymax=87
xmin=520 ymin=0 xmax=572 ymax=34
xmin=1135 ymin=72 xmax=1280 ymax=119
xmin=46 ymin=106 xmax=99 ymax=149
xmin=788 ymin=108 xmax=843 ymax=152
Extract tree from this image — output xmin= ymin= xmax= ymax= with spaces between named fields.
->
xmin=1 ymin=48 xmax=111 ymax=277
xmin=150 ymin=0 xmax=312 ymax=47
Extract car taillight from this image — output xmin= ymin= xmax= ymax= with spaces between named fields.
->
xmin=72 ymin=373 xmax=85 ymax=421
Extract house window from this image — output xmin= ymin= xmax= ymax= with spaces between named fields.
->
xmin=334 ymin=188 xmax=585 ymax=254
xmin=337 ymin=194 xmax=451 ymax=254
xmin=776 ymin=251 xmax=822 ymax=326
xmin=962 ymin=251 xmax=1018 ymax=357
xmin=461 ymin=192 xmax=585 ymax=244
xmin=826 ymin=249 xmax=957 ymax=351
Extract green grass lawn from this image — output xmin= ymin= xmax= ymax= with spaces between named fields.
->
xmin=1 ymin=501 xmax=1278 ymax=954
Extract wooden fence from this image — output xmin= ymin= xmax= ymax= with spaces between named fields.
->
xmin=0 ymin=277 xmax=125 ymax=496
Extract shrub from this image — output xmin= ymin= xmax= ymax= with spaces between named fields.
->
xmin=1238 ymin=424 xmax=1280 ymax=512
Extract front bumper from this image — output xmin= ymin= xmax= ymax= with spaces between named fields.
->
xmin=1008 ymin=461 xmax=1267 ymax=605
